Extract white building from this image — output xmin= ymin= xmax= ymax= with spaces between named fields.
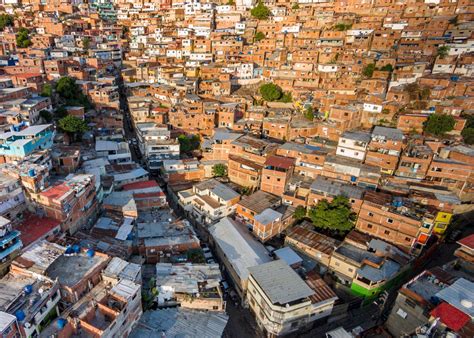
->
xmin=247 ymin=260 xmax=337 ymax=336
xmin=336 ymin=131 xmax=371 ymax=161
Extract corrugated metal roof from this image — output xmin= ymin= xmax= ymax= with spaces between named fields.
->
xmin=130 ymin=308 xmax=228 ymax=338
xmin=435 ymin=278 xmax=474 ymax=317
xmin=210 ymin=217 xmax=271 ymax=281
xmin=248 ymin=260 xmax=314 ymax=305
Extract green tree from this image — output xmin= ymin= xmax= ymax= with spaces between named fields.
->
xmin=178 ymin=134 xmax=200 ymax=153
xmin=304 ymin=106 xmax=314 ymax=120
xmin=254 ymin=31 xmax=265 ymax=42
xmin=437 ymin=46 xmax=450 ymax=59
xmin=39 ymin=110 xmax=52 ymax=123
xmin=292 ymin=3 xmax=300 ymax=10
xmin=0 ymin=14 xmax=14 ymax=31
xmin=227 ymin=0 xmax=235 ymax=4
xmin=58 ymin=115 xmax=88 ymax=141
xmin=334 ymin=23 xmax=352 ymax=31
xmin=212 ymin=163 xmax=227 ymax=177
xmin=259 ymin=83 xmax=283 ymax=101
xmin=424 ymin=114 xmax=455 ymax=136
xmin=40 ymin=83 xmax=52 ymax=97
xmin=362 ymin=63 xmax=376 ymax=78
xmin=83 ymin=37 xmax=90 ymax=50
xmin=55 ymin=106 xmax=68 ymax=118
xmin=308 ymin=196 xmax=355 ymax=232
xmin=56 ymin=77 xmax=79 ymax=100
xmin=294 ymin=206 xmax=307 ymax=221
xmin=380 ymin=64 xmax=393 ymax=72
xmin=461 ymin=128 xmax=474 ymax=145
xmin=279 ymin=92 xmax=292 ymax=103
xmin=251 ymin=1 xmax=271 ymax=20
xmin=16 ymin=28 xmax=32 ymax=48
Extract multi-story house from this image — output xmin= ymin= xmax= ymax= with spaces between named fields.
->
xmin=178 ymin=179 xmax=240 ymax=225
xmin=336 ymin=131 xmax=371 ymax=162
xmin=35 ymin=174 xmax=98 ymax=234
xmin=260 ymin=155 xmax=295 ymax=196
xmin=395 ymin=143 xmax=434 ymax=180
xmin=56 ymin=277 xmax=142 ymax=338
xmin=96 ymin=140 xmax=132 ymax=165
xmin=0 ymin=217 xmax=22 ymax=276
xmin=0 ymin=173 xmax=25 ymax=223
xmin=0 ymin=264 xmax=61 ymax=337
xmin=136 ymin=123 xmax=180 ymax=171
xmin=161 ymin=159 xmax=204 ymax=183
xmin=235 ymin=190 xmax=294 ymax=242
xmin=308 ymin=176 xmax=365 ymax=213
xmin=0 ymin=124 xmax=54 ymax=163
xmin=247 ymin=260 xmax=337 ymax=336
xmin=385 ymin=268 xmax=456 ymax=337
xmin=156 ymin=263 xmax=225 ymax=311
xmin=356 ymin=191 xmax=436 ymax=254
xmin=365 ymin=126 xmax=405 ymax=175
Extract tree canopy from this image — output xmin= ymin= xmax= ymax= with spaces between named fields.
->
xmin=16 ymin=28 xmax=32 ymax=48
xmin=0 ymin=14 xmax=14 ymax=31
xmin=39 ymin=110 xmax=52 ymax=123
xmin=56 ymin=77 xmax=79 ymax=100
xmin=259 ymin=83 xmax=283 ymax=101
xmin=251 ymin=2 xmax=271 ymax=20
xmin=362 ymin=63 xmax=376 ymax=78
xmin=424 ymin=114 xmax=455 ymax=136
xmin=178 ymin=134 xmax=200 ymax=153
xmin=58 ymin=115 xmax=88 ymax=135
xmin=212 ymin=163 xmax=227 ymax=177
xmin=254 ymin=31 xmax=265 ymax=42
xmin=461 ymin=114 xmax=474 ymax=145
xmin=437 ymin=46 xmax=450 ymax=59
xmin=55 ymin=77 xmax=92 ymax=109
xmin=40 ymin=83 xmax=52 ymax=97
xmin=308 ymin=196 xmax=355 ymax=232
xmin=293 ymin=206 xmax=307 ymax=221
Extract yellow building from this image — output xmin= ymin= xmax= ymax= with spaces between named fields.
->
xmin=433 ymin=211 xmax=453 ymax=235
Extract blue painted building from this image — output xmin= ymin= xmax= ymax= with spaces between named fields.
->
xmin=0 ymin=124 xmax=54 ymax=161
xmin=0 ymin=216 xmax=22 ymax=275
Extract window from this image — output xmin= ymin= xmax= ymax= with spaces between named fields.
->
xmin=405 ymin=237 xmax=411 ymax=242
xmin=367 ymin=224 xmax=373 ymax=229
xmin=387 ymin=218 xmax=393 ymax=223
xmin=384 ymin=230 xmax=390 ymax=235
xmin=368 ymin=212 xmax=374 ymax=217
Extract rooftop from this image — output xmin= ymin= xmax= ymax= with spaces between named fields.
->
xmin=286 ymin=222 xmax=340 ymax=255
xmin=435 ymin=278 xmax=474 ymax=317
xmin=45 ymin=251 xmax=109 ymax=287
xmin=311 ymin=176 xmax=365 ymax=199
xmin=238 ymin=190 xmax=280 ymax=214
xmin=130 ymin=308 xmax=229 ymax=338
xmin=209 ymin=217 xmax=271 ymax=281
xmin=15 ymin=214 xmax=60 ymax=248
xmin=248 ymin=260 xmax=315 ymax=306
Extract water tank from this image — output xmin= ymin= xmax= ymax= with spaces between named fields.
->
xmin=65 ymin=246 xmax=73 ymax=254
xmin=56 ymin=318 xmax=67 ymax=330
xmin=72 ymin=244 xmax=81 ymax=253
xmin=24 ymin=285 xmax=33 ymax=295
xmin=28 ymin=169 xmax=36 ymax=177
xmin=15 ymin=310 xmax=26 ymax=321
xmin=392 ymin=197 xmax=403 ymax=208
xmin=86 ymin=249 xmax=95 ymax=258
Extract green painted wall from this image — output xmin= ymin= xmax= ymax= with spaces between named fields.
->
xmin=350 ymin=282 xmax=384 ymax=297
